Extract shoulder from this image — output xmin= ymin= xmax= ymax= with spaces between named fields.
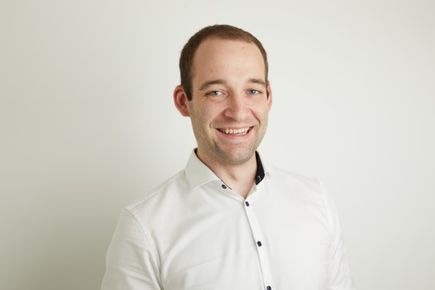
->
xmin=123 ymin=169 xmax=191 ymax=227
xmin=268 ymin=165 xmax=325 ymax=195
xmin=265 ymin=165 xmax=335 ymax=217
xmin=266 ymin=166 xmax=341 ymax=231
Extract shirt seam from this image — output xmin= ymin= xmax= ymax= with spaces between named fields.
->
xmin=318 ymin=178 xmax=334 ymax=233
xmin=123 ymin=208 xmax=163 ymax=287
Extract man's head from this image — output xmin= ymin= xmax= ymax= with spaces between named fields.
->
xmin=174 ymin=25 xmax=272 ymax=168
xmin=179 ymin=24 xmax=269 ymax=101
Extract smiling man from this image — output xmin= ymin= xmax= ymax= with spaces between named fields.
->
xmin=101 ymin=24 xmax=355 ymax=290
xmin=173 ymin=35 xmax=271 ymax=197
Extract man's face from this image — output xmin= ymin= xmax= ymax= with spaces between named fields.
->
xmin=177 ymin=38 xmax=272 ymax=167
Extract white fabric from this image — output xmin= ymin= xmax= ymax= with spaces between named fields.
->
xmin=101 ymin=151 xmax=355 ymax=290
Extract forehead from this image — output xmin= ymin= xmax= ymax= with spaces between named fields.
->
xmin=191 ymin=38 xmax=265 ymax=81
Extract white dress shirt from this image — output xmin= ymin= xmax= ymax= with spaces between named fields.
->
xmin=101 ymin=151 xmax=355 ymax=290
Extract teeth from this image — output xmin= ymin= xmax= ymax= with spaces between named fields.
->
xmin=222 ymin=127 xmax=249 ymax=135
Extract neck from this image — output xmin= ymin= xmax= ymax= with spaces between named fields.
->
xmin=196 ymin=151 xmax=257 ymax=198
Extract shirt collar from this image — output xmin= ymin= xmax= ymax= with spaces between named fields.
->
xmin=185 ymin=150 xmax=220 ymax=189
xmin=185 ymin=149 xmax=271 ymax=189
xmin=254 ymin=151 xmax=265 ymax=184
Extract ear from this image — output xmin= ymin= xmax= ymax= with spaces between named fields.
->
xmin=266 ymin=82 xmax=273 ymax=110
xmin=173 ymin=85 xmax=190 ymax=117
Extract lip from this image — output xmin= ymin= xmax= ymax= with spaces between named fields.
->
xmin=215 ymin=126 xmax=254 ymax=140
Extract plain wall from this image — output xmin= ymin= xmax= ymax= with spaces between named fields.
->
xmin=1 ymin=0 xmax=434 ymax=289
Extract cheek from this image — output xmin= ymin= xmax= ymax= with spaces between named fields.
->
xmin=190 ymin=100 xmax=226 ymax=127
xmin=252 ymin=107 xmax=269 ymax=120
xmin=191 ymin=107 xmax=215 ymax=128
xmin=201 ymin=107 xmax=221 ymax=123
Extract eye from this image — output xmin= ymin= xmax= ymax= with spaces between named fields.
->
xmin=205 ymin=90 xmax=224 ymax=97
xmin=247 ymin=89 xmax=262 ymax=95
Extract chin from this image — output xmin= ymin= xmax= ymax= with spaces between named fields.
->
xmin=218 ymin=149 xmax=256 ymax=165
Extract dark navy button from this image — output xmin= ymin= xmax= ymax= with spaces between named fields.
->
xmin=245 ymin=201 xmax=250 ymax=207
xmin=266 ymin=286 xmax=272 ymax=290
xmin=257 ymin=241 xmax=262 ymax=247
xmin=221 ymin=184 xmax=227 ymax=189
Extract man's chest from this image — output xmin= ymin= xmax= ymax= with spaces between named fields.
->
xmin=152 ymin=196 xmax=331 ymax=290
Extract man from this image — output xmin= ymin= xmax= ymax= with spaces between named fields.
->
xmin=101 ymin=24 xmax=355 ymax=290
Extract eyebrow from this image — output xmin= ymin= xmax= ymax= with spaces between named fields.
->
xmin=248 ymin=78 xmax=267 ymax=86
xmin=199 ymin=79 xmax=226 ymax=91
xmin=199 ymin=78 xmax=267 ymax=91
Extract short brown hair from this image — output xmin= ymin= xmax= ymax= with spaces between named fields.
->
xmin=179 ymin=24 xmax=269 ymax=101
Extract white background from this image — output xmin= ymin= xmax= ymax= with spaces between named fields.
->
xmin=1 ymin=0 xmax=434 ymax=289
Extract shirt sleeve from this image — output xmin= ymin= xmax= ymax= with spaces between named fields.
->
xmin=321 ymin=182 xmax=356 ymax=290
xmin=101 ymin=208 xmax=162 ymax=290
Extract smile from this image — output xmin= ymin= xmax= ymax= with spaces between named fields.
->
xmin=217 ymin=127 xmax=251 ymax=135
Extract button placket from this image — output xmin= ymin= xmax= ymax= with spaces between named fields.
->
xmin=243 ymin=191 xmax=274 ymax=290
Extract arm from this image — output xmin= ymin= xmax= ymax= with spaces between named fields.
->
xmin=321 ymin=182 xmax=356 ymax=290
xmin=101 ymin=209 xmax=162 ymax=290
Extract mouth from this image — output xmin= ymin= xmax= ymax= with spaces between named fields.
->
xmin=216 ymin=127 xmax=253 ymax=136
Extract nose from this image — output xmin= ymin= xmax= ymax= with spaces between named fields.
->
xmin=223 ymin=92 xmax=249 ymax=121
